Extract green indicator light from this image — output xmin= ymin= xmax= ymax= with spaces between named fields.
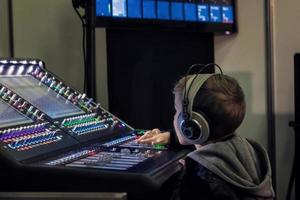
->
xmin=154 ymin=144 xmax=165 ymax=150
xmin=135 ymin=129 xmax=147 ymax=135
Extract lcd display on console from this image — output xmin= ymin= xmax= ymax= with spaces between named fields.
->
xmin=0 ymin=100 xmax=33 ymax=128
xmin=0 ymin=76 xmax=85 ymax=119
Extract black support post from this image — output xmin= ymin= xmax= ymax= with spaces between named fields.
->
xmin=8 ymin=0 xmax=14 ymax=57
xmin=85 ymin=0 xmax=96 ymax=100
xmin=265 ymin=0 xmax=276 ymax=195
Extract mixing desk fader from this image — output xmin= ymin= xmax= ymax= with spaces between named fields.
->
xmin=0 ymin=58 xmax=189 ymax=200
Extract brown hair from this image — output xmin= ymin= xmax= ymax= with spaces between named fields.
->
xmin=174 ymin=74 xmax=246 ymax=141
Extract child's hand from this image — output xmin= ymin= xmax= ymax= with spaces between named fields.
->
xmin=136 ymin=128 xmax=170 ymax=145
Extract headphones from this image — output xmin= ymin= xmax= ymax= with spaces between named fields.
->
xmin=177 ymin=63 xmax=223 ymax=145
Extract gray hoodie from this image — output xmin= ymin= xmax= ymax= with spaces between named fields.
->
xmin=188 ymin=135 xmax=275 ymax=200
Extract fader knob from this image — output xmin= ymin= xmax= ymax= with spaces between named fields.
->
xmin=64 ymin=88 xmax=70 ymax=96
xmin=13 ymin=98 xmax=21 ymax=106
xmin=120 ymin=148 xmax=131 ymax=154
xmin=59 ymin=87 xmax=65 ymax=94
xmin=10 ymin=94 xmax=17 ymax=101
xmin=56 ymin=82 xmax=62 ymax=90
xmin=20 ymin=101 xmax=28 ymax=109
xmin=41 ymin=74 xmax=48 ymax=82
xmin=28 ymin=106 xmax=34 ymax=113
xmin=38 ymin=113 xmax=45 ymax=120
xmin=3 ymin=90 xmax=11 ymax=98
xmin=50 ymin=81 xmax=56 ymax=88
xmin=68 ymin=93 xmax=74 ymax=100
xmin=0 ymin=86 xmax=6 ymax=94
xmin=33 ymin=109 xmax=39 ymax=116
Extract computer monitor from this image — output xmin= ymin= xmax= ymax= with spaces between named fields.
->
xmin=94 ymin=0 xmax=236 ymax=33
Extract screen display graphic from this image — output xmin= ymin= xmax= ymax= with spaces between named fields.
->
xmin=143 ymin=0 xmax=156 ymax=19
xmin=96 ymin=0 xmax=112 ymax=16
xmin=128 ymin=0 xmax=142 ymax=18
xmin=184 ymin=1 xmax=197 ymax=22
xmin=210 ymin=5 xmax=222 ymax=23
xmin=157 ymin=0 xmax=170 ymax=20
xmin=222 ymin=6 xmax=234 ymax=23
xmin=198 ymin=4 xmax=209 ymax=22
xmin=112 ymin=0 xmax=127 ymax=17
xmin=171 ymin=0 xmax=184 ymax=21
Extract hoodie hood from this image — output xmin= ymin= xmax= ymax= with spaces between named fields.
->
xmin=188 ymin=135 xmax=275 ymax=199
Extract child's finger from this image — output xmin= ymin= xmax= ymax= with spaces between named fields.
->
xmin=136 ymin=130 xmax=153 ymax=141
xmin=138 ymin=137 xmax=156 ymax=144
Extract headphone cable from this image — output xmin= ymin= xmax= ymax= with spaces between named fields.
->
xmin=72 ymin=0 xmax=87 ymax=93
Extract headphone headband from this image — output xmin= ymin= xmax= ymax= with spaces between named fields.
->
xmin=184 ymin=74 xmax=214 ymax=117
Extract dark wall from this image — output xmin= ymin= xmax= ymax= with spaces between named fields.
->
xmin=107 ymin=29 xmax=214 ymax=130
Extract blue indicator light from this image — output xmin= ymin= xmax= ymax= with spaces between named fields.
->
xmin=143 ymin=0 xmax=156 ymax=19
xmin=128 ymin=0 xmax=142 ymax=18
xmin=157 ymin=1 xmax=170 ymax=20
xmin=222 ymin=6 xmax=234 ymax=23
xmin=96 ymin=0 xmax=111 ymax=16
xmin=184 ymin=2 xmax=197 ymax=21
xmin=197 ymin=4 xmax=209 ymax=22
xmin=112 ymin=0 xmax=127 ymax=18
xmin=210 ymin=5 xmax=222 ymax=23
xmin=171 ymin=1 xmax=184 ymax=21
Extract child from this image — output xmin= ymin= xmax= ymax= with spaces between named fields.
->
xmin=137 ymin=73 xmax=275 ymax=200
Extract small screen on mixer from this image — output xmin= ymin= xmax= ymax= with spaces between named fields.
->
xmin=0 ymin=100 xmax=33 ymax=128
xmin=0 ymin=76 xmax=85 ymax=119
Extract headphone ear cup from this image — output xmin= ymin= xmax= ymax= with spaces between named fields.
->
xmin=177 ymin=112 xmax=210 ymax=144
xmin=191 ymin=112 xmax=210 ymax=144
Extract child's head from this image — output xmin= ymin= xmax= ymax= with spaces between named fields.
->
xmin=173 ymin=74 xmax=246 ymax=145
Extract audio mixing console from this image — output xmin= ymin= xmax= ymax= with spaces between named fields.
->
xmin=0 ymin=58 xmax=188 ymax=200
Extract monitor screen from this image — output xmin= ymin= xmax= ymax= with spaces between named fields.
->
xmin=0 ymin=100 xmax=33 ymax=128
xmin=95 ymin=0 xmax=236 ymax=32
xmin=0 ymin=76 xmax=85 ymax=119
